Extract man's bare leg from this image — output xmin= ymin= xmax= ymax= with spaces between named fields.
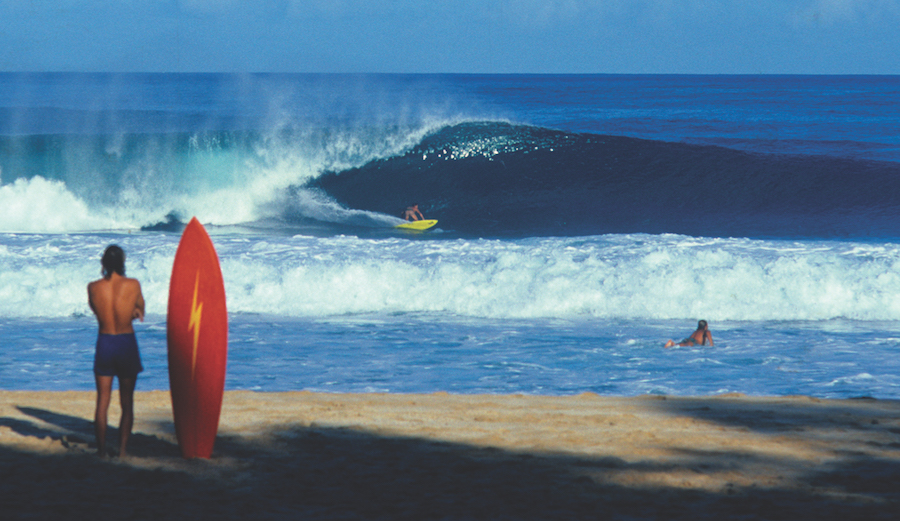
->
xmin=118 ymin=376 xmax=136 ymax=457
xmin=94 ymin=375 xmax=113 ymax=457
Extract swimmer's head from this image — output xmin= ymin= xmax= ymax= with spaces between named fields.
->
xmin=698 ymin=320 xmax=708 ymax=329
xmin=101 ymin=245 xmax=125 ymax=277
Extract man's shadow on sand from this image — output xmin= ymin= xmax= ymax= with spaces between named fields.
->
xmin=1 ymin=406 xmax=176 ymax=456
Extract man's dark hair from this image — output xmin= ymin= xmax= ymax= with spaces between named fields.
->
xmin=101 ymin=245 xmax=125 ymax=277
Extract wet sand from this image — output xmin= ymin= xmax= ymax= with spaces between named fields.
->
xmin=1 ymin=391 xmax=899 ymax=520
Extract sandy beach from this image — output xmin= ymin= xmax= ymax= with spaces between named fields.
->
xmin=1 ymin=391 xmax=898 ymax=520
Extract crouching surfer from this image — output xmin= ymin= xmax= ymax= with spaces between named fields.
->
xmin=87 ymin=245 xmax=145 ymax=457
xmin=404 ymin=203 xmax=424 ymax=221
xmin=665 ymin=320 xmax=714 ymax=348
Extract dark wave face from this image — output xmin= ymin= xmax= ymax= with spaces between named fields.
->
xmin=310 ymin=122 xmax=900 ymax=239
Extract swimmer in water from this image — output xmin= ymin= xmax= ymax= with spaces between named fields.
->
xmin=665 ymin=320 xmax=714 ymax=348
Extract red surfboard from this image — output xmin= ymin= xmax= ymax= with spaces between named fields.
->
xmin=167 ymin=217 xmax=228 ymax=459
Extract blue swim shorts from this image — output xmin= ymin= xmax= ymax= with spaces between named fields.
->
xmin=94 ymin=333 xmax=144 ymax=378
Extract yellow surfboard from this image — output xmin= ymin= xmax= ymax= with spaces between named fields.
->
xmin=395 ymin=219 xmax=438 ymax=231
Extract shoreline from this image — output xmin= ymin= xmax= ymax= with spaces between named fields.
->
xmin=2 ymin=391 xmax=899 ymax=519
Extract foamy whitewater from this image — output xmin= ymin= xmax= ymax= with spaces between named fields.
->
xmin=2 ymin=74 xmax=899 ymax=397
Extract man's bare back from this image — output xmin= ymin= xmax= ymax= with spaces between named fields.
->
xmin=88 ymin=273 xmax=145 ymax=334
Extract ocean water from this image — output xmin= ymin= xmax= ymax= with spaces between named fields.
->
xmin=1 ymin=73 xmax=899 ymax=398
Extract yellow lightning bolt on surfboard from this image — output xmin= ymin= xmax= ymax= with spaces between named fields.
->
xmin=188 ymin=271 xmax=203 ymax=378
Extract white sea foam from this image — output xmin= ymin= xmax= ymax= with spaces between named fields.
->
xmin=0 ymin=177 xmax=126 ymax=232
xmin=3 ymin=232 xmax=900 ymax=322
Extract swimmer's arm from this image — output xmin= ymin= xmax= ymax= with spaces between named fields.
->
xmin=706 ymin=331 xmax=714 ymax=346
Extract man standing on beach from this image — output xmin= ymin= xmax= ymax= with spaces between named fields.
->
xmin=87 ymin=245 xmax=145 ymax=457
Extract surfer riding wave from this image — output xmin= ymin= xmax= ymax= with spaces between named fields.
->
xmin=404 ymin=204 xmax=424 ymax=221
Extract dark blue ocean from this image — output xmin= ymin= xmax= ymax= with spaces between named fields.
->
xmin=1 ymin=73 xmax=899 ymax=398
